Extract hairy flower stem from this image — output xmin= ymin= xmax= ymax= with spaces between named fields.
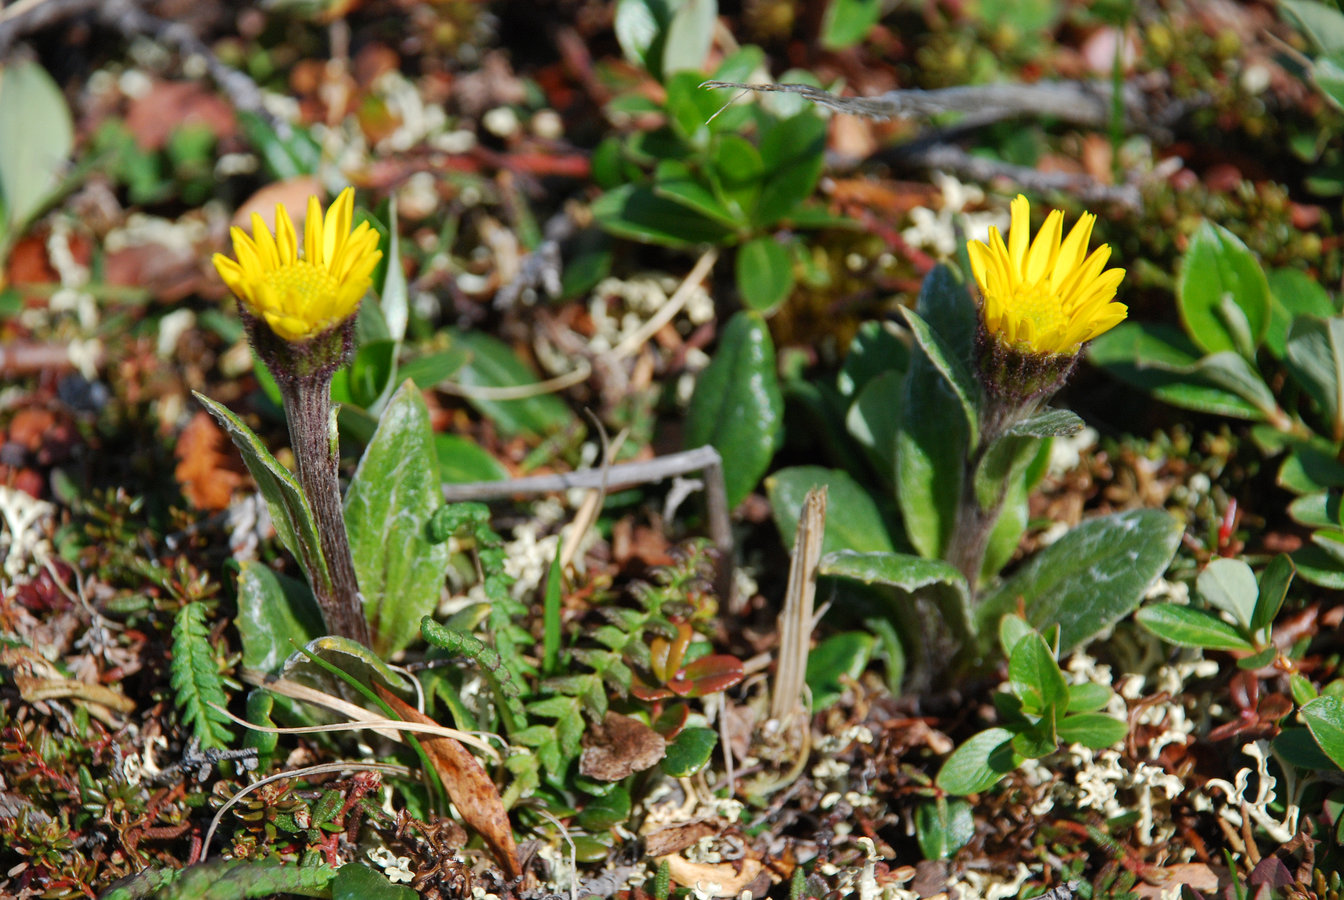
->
xmin=280 ymin=375 xmax=371 ymax=646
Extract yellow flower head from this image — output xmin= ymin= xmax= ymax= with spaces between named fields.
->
xmin=968 ymin=194 xmax=1127 ymax=356
xmin=213 ymin=187 xmax=382 ymax=343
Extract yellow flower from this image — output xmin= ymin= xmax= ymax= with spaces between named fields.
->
xmin=213 ymin=187 xmax=382 ymax=343
xmin=967 ymin=194 xmax=1126 ymax=356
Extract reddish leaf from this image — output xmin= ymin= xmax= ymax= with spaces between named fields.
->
xmin=652 ymin=702 xmax=689 ymax=739
xmin=375 ymin=685 xmax=521 ymax=880
xmin=670 ymin=655 xmax=745 ymax=699
xmin=175 ymin=411 xmax=247 ymax=511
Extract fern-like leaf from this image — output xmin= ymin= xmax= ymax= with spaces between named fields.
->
xmin=171 ymin=602 xmax=234 ymax=749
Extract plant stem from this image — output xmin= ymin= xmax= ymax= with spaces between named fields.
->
xmin=279 ymin=375 xmax=371 ymax=646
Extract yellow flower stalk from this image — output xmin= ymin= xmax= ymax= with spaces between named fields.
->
xmin=968 ymin=194 xmax=1126 ymax=356
xmin=213 ymin=187 xmax=381 ymax=343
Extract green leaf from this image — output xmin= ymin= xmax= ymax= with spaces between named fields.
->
xmin=0 ymin=59 xmax=74 ymax=243
xmin=900 ymin=307 xmax=980 ymax=449
xmin=662 ymin=726 xmax=717 ymax=776
xmin=708 ymin=134 xmax=764 ymax=222
xmin=345 ymin=381 xmax=453 ymax=656
xmin=897 ymin=267 xmax=976 ymax=559
xmin=1282 ymin=0 xmax=1344 ymax=54
xmin=838 ymin=320 xmax=908 ymax=399
xmin=819 ymin=549 xmax=973 ymax=644
xmin=1285 ymin=316 xmax=1344 ymax=436
xmin=935 ymin=727 xmax=1022 ymax=795
xmin=1006 ymin=408 xmax=1084 ymax=438
xmin=1008 ymin=631 xmax=1069 ymax=714
xmin=1011 ymin=707 xmax=1058 ymax=759
xmin=592 ymin=183 xmax=734 ymax=248
xmin=821 ymin=0 xmax=883 ymax=49
xmin=755 ymin=112 xmax=828 ymax=227
xmin=1197 ymin=557 xmax=1259 ymax=630
xmin=766 ymin=466 xmax=898 ymax=554
xmin=435 ymin=433 xmax=509 ymax=484
xmin=1275 ymin=726 xmax=1337 ymax=771
xmin=1302 ymin=695 xmax=1344 ymax=771
xmin=736 ymin=236 xmax=795 ymax=313
xmin=685 ymin=311 xmax=784 ymax=509
xmin=194 ymin=393 xmax=332 ymax=601
xmin=448 ymin=330 xmax=575 ymax=439
xmin=805 ymin=632 xmax=875 ymax=710
xmin=1134 ymin=604 xmax=1255 ymax=652
xmin=1056 ymin=712 xmax=1128 ymax=750
xmin=1253 ymin=554 xmax=1295 ymax=635
xmin=976 ymin=510 xmax=1182 ymax=656
xmin=1175 ymin=352 xmax=1279 ymax=422
xmin=171 ymin=603 xmax=233 ymax=750
xmin=1088 ymin=323 xmax=1266 ymax=419
xmin=333 ymin=863 xmax=418 ymax=900
xmin=1177 ymin=221 xmax=1270 ymax=357
xmin=845 ymin=369 xmax=902 ymax=474
xmin=914 ymin=799 xmax=974 ymax=861
xmin=1294 ymin=543 xmax=1344 ymax=589
xmin=662 ymin=0 xmax=717 ymax=74
xmin=235 ymin=562 xmax=324 ymax=674
xmin=653 ymin=159 xmax=743 ymax=228
xmin=614 ymin=0 xmax=669 ymax=69
xmin=1067 ymin=682 xmax=1113 ymax=713
xmin=577 ymin=784 xmax=633 ymax=830
xmin=1266 ymin=267 xmax=1336 ymax=358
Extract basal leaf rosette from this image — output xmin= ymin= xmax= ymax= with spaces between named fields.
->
xmin=968 ymin=194 xmax=1126 ymax=412
xmin=213 ymin=187 xmax=382 ymax=379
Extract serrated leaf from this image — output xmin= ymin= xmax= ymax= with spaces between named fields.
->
xmin=171 ymin=603 xmax=233 ymax=750
xmin=685 ymin=311 xmax=783 ymax=508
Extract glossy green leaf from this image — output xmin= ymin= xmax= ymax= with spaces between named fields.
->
xmin=1197 ymin=557 xmax=1259 ymax=630
xmin=194 ymin=393 xmax=332 ymax=601
xmin=1056 ymin=712 xmax=1128 ymax=750
xmin=935 ymin=727 xmax=1022 ymax=796
xmin=805 ymin=632 xmax=875 ymax=710
xmin=685 ymin=312 xmax=783 ymax=509
xmin=1177 ymin=221 xmax=1270 ymax=356
xmin=767 ymin=466 xmax=897 ymax=555
xmin=577 ymin=784 xmax=632 ymax=830
xmin=333 ymin=863 xmax=418 ymax=900
xmin=846 ymin=369 xmax=902 ymax=474
xmin=1253 ymin=554 xmax=1296 ymax=635
xmin=448 ymin=330 xmax=575 ymax=439
xmin=614 ymin=0 xmax=668 ymax=69
xmin=736 ymin=236 xmax=795 ymax=313
xmin=756 ymin=112 xmax=828 ymax=226
xmin=1008 ymin=631 xmax=1069 ymax=715
xmin=0 ymin=59 xmax=74 ymax=240
xmin=1067 ymin=682 xmax=1113 ymax=713
xmin=1011 ymin=707 xmax=1058 ymax=759
xmin=435 ymin=433 xmax=509 ymax=484
xmin=1134 ymin=604 xmax=1255 ymax=651
xmin=1176 ymin=352 xmax=1279 ymax=421
xmin=592 ymin=183 xmax=734 ymax=247
xmin=653 ymin=159 xmax=742 ymax=228
xmin=235 ymin=562 xmax=324 ymax=674
xmin=345 ymin=381 xmax=453 ymax=656
xmin=1274 ymin=726 xmax=1337 ymax=771
xmin=1293 ymin=543 xmax=1344 ymax=589
xmin=709 ymin=133 xmax=764 ymax=221
xmin=661 ymin=726 xmax=717 ymax=776
xmin=914 ymin=799 xmax=974 ymax=861
xmin=837 ymin=320 xmax=908 ymax=399
xmin=976 ymin=509 xmax=1182 ymax=656
xmin=819 ymin=549 xmax=972 ymax=643
xmin=1286 ymin=316 xmax=1344 ymax=435
xmin=1302 ymin=695 xmax=1344 ymax=771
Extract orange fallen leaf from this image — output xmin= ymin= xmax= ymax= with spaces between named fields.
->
xmin=175 ymin=411 xmax=247 ymax=511
xmin=374 ymin=684 xmax=522 ymax=881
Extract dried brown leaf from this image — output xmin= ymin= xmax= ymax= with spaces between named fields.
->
xmin=374 ymin=684 xmax=521 ymax=880
xmin=175 ymin=411 xmax=247 ymax=511
xmin=579 ymin=711 xmax=666 ymax=782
